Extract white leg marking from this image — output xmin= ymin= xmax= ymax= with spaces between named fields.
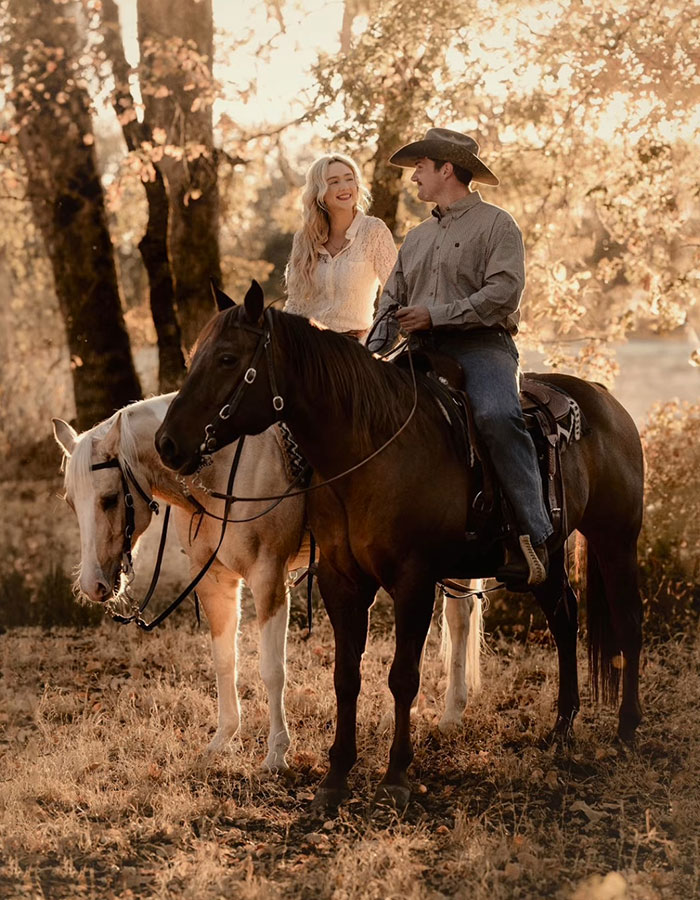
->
xmin=259 ymin=598 xmax=291 ymax=771
xmin=440 ymin=587 xmax=482 ymax=733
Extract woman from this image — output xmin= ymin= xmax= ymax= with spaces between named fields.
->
xmin=285 ymin=154 xmax=397 ymax=339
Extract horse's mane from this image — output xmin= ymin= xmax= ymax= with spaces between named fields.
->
xmin=265 ymin=308 xmax=418 ymax=448
xmin=66 ymin=395 xmax=173 ymax=497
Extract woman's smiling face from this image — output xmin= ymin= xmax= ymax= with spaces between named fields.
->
xmin=322 ymin=161 xmax=358 ymax=214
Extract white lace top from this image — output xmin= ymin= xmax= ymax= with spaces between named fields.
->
xmin=284 ymin=212 xmax=397 ymax=332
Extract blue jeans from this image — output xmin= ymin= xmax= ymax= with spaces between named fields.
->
xmin=430 ymin=329 xmax=553 ymax=546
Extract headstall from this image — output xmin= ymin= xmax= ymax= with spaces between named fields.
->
xmin=89 ymin=436 xmax=246 ymax=631
xmin=90 ymin=457 xmax=160 ymax=578
xmin=198 ymin=309 xmax=284 ymax=462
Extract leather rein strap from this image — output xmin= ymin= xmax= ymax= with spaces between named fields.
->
xmin=91 ymin=436 xmax=246 ymax=632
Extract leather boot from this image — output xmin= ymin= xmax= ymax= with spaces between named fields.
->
xmin=496 ymin=534 xmax=549 ymax=590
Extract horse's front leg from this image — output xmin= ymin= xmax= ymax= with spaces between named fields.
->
xmin=196 ymin=569 xmax=242 ymax=754
xmin=313 ymin=559 xmax=377 ymax=809
xmin=246 ymin=558 xmax=291 ymax=772
xmin=377 ymin=572 xmax=436 ymax=809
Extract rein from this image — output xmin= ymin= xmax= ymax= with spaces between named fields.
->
xmin=91 ymin=437 xmax=246 ymax=631
xmin=190 ymin=306 xmax=419 ymax=508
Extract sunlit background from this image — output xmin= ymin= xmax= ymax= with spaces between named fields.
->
xmin=1 ymin=0 xmax=698 ymax=443
xmin=0 ymin=8 xmax=698 ymax=895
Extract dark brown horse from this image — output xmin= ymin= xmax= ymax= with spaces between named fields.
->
xmin=156 ymin=282 xmax=644 ymax=809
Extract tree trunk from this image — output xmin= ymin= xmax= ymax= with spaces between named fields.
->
xmin=369 ymin=119 xmax=404 ymax=235
xmin=7 ymin=0 xmax=142 ymax=430
xmin=100 ymin=0 xmax=186 ymax=392
xmin=137 ymin=180 xmax=187 ymax=390
xmin=137 ymin=0 xmax=221 ymax=352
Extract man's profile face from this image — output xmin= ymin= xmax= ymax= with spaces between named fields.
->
xmin=410 ymin=157 xmax=443 ymax=203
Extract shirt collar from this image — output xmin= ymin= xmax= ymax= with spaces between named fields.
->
xmin=431 ymin=191 xmax=482 ymax=221
xmin=318 ymin=210 xmax=364 ymax=256
xmin=345 ymin=209 xmax=364 ymax=239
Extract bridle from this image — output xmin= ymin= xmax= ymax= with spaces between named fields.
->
xmin=84 ymin=306 xmax=414 ymax=634
xmin=89 ymin=438 xmax=247 ymax=631
xmin=91 ymin=456 xmax=161 ymax=579
xmin=198 ymin=309 xmax=284 ymax=458
xmin=89 ymin=432 xmax=318 ymax=635
xmin=187 ymin=305 xmax=420 ymax=508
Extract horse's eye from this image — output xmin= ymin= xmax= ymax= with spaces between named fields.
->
xmin=219 ymin=354 xmax=237 ymax=367
xmin=100 ymin=493 xmax=119 ymax=512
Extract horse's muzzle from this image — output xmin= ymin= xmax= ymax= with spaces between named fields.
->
xmin=80 ymin=570 xmax=116 ymax=604
xmin=155 ymin=429 xmax=199 ymax=475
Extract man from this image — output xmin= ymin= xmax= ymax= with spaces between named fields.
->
xmin=368 ymin=127 xmax=551 ymax=586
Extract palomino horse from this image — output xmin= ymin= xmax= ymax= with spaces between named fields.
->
xmin=53 ymin=394 xmax=307 ymax=770
xmin=156 ymin=283 xmax=644 ymax=809
xmin=54 ymin=394 xmax=481 ymax=769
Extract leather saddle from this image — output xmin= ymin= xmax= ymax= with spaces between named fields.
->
xmin=394 ymin=349 xmax=584 ymax=542
xmin=397 ymin=349 xmax=575 ymax=429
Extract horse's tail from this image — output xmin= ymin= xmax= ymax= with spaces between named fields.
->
xmin=582 ymin=538 xmax=621 ymax=705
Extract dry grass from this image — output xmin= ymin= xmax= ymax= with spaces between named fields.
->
xmin=1 ymin=609 xmax=698 ymax=900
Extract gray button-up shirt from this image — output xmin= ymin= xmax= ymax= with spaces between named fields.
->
xmin=370 ymin=192 xmax=525 ymax=351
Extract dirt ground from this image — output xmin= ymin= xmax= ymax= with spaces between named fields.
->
xmin=1 ymin=341 xmax=697 ymax=898
xmin=1 ymin=610 xmax=698 ymax=899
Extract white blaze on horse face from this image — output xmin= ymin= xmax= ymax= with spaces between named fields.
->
xmin=69 ymin=462 xmax=126 ymax=602
xmin=63 ymin=422 xmax=156 ymax=603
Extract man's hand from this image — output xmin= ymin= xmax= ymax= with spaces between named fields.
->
xmin=395 ymin=305 xmax=432 ymax=333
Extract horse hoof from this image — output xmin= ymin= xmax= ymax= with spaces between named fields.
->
xmin=540 ymin=727 xmax=575 ymax=752
xmin=438 ymin=716 xmax=461 ymax=735
xmin=373 ymin=783 xmax=411 ymax=812
xmin=261 ymin=752 xmax=290 ymax=774
xmin=615 ymin=729 xmax=637 ymax=749
xmin=204 ymin=732 xmax=236 ymax=755
xmin=310 ymin=785 xmax=350 ymax=811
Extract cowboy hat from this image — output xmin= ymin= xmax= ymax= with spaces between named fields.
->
xmin=389 ymin=127 xmax=499 ymax=186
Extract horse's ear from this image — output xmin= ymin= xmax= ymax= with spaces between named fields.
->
xmin=98 ymin=414 xmax=122 ymax=459
xmin=52 ymin=418 xmax=78 ymax=457
xmin=210 ymin=279 xmax=236 ymax=312
xmin=243 ymin=279 xmax=264 ymax=325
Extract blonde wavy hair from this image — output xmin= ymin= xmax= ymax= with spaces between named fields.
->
xmin=285 ymin=154 xmax=371 ymax=304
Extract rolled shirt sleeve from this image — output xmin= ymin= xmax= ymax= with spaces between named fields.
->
xmin=371 ymin=220 xmax=399 ymax=287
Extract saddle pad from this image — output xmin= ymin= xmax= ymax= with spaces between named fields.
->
xmin=521 ymin=377 xmax=584 ymax=448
